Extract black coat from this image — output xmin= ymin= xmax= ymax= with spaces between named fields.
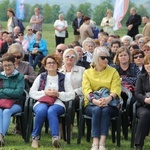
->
xmin=135 ymin=73 xmax=150 ymax=108
xmin=126 ymin=14 xmax=141 ymax=38
xmin=72 ymin=17 xmax=84 ymax=35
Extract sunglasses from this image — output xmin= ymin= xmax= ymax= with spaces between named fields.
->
xmin=57 ymin=49 xmax=64 ymax=53
xmin=65 ymin=54 xmax=76 ymax=59
xmin=28 ymin=29 xmax=32 ymax=31
xmin=13 ymin=55 xmax=22 ymax=59
xmin=46 ymin=61 xmax=57 ymax=65
xmin=133 ymin=55 xmax=143 ymax=59
xmin=99 ymin=56 xmax=110 ymax=60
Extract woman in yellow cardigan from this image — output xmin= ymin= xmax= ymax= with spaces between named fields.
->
xmin=82 ymin=47 xmax=121 ymax=150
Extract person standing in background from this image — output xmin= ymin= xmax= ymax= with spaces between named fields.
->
xmin=7 ymin=8 xmax=18 ymax=33
xmin=72 ymin=11 xmax=84 ymax=42
xmin=54 ymin=14 xmax=68 ymax=47
xmin=100 ymin=9 xmax=115 ymax=36
xmin=30 ymin=7 xmax=43 ymax=34
xmin=79 ymin=16 xmax=94 ymax=44
xmin=142 ymin=16 xmax=150 ymax=38
xmin=126 ymin=7 xmax=141 ymax=40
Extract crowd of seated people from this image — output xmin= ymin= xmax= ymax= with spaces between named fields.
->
xmin=0 ymin=17 xmax=150 ymax=150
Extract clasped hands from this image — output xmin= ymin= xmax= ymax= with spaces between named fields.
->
xmin=92 ymin=96 xmax=112 ymax=107
xmin=128 ymin=24 xmax=133 ymax=30
xmin=44 ymin=89 xmax=59 ymax=97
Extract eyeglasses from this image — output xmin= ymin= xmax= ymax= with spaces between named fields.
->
xmin=46 ymin=61 xmax=57 ymax=65
xmin=143 ymin=49 xmax=150 ymax=52
xmin=13 ymin=55 xmax=22 ymax=59
xmin=57 ymin=49 xmax=64 ymax=53
xmin=3 ymin=64 xmax=14 ymax=68
xmin=27 ymin=29 xmax=32 ymax=31
xmin=18 ymin=34 xmax=23 ymax=36
xmin=65 ymin=54 xmax=76 ymax=59
xmin=99 ymin=56 xmax=110 ymax=60
xmin=133 ymin=55 xmax=143 ymax=59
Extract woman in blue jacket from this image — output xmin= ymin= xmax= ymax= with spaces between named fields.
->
xmin=28 ymin=31 xmax=48 ymax=69
xmin=0 ymin=53 xmax=25 ymax=147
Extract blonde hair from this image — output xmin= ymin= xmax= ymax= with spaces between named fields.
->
xmin=63 ymin=48 xmax=79 ymax=64
xmin=7 ymin=43 xmax=24 ymax=59
xmin=91 ymin=46 xmax=110 ymax=68
xmin=113 ymin=46 xmax=132 ymax=65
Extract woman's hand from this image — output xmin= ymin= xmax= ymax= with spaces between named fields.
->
xmin=144 ymin=98 xmax=150 ymax=104
xmin=92 ymin=95 xmax=114 ymax=107
xmin=44 ymin=89 xmax=59 ymax=97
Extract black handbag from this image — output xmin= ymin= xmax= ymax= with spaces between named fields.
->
xmin=65 ymin=30 xmax=69 ymax=38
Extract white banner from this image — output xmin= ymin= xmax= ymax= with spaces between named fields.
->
xmin=113 ymin=0 xmax=129 ymax=31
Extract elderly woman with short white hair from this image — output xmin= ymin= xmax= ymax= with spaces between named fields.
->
xmin=60 ymin=48 xmax=85 ymax=135
xmin=82 ymin=46 xmax=121 ymax=150
xmin=121 ymin=35 xmax=133 ymax=48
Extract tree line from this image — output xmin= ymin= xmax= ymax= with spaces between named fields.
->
xmin=0 ymin=0 xmax=149 ymax=26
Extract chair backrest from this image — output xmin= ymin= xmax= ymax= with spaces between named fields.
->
xmin=121 ymin=85 xmax=132 ymax=112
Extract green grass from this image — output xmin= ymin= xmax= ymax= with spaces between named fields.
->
xmin=0 ymin=21 xmax=148 ymax=149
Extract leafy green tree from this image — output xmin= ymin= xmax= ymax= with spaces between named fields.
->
xmin=77 ymin=2 xmax=92 ymax=17
xmin=24 ymin=4 xmax=32 ymax=22
xmin=66 ymin=4 xmax=77 ymax=24
xmin=43 ymin=3 xmax=51 ymax=23
xmin=0 ymin=0 xmax=10 ymax=21
xmin=138 ymin=4 xmax=149 ymax=18
xmin=50 ymin=5 xmax=60 ymax=23
xmin=93 ymin=0 xmax=113 ymax=26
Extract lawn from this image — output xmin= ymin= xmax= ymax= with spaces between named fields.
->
xmin=1 ymin=22 xmax=149 ymax=150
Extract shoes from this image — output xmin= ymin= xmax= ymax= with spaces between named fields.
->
xmin=99 ymin=145 xmax=106 ymax=150
xmin=0 ymin=134 xmax=4 ymax=147
xmin=31 ymin=139 xmax=39 ymax=148
xmin=52 ymin=136 xmax=61 ymax=148
xmin=91 ymin=144 xmax=99 ymax=150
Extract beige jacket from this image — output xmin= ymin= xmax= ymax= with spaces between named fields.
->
xmin=59 ymin=65 xmax=85 ymax=96
xmin=142 ymin=22 xmax=150 ymax=38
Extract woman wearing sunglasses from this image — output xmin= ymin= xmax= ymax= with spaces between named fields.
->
xmin=7 ymin=43 xmax=37 ymax=90
xmin=134 ymin=54 xmax=150 ymax=150
xmin=132 ymin=50 xmax=146 ymax=74
xmin=15 ymin=31 xmax=29 ymax=61
xmin=60 ymin=48 xmax=85 ymax=137
xmin=82 ymin=47 xmax=121 ymax=150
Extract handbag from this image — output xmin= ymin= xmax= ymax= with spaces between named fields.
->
xmin=92 ymin=88 xmax=120 ymax=107
xmin=39 ymin=95 xmax=57 ymax=105
xmin=31 ymin=48 xmax=39 ymax=55
xmin=65 ymin=30 xmax=69 ymax=38
xmin=0 ymin=99 xmax=15 ymax=109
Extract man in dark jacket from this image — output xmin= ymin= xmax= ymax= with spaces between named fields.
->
xmin=72 ymin=11 xmax=83 ymax=42
xmin=126 ymin=7 xmax=141 ymax=40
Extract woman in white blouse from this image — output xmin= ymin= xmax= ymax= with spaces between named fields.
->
xmin=100 ymin=9 xmax=115 ymax=35
xmin=29 ymin=54 xmax=75 ymax=149
xmin=54 ymin=13 xmax=68 ymax=46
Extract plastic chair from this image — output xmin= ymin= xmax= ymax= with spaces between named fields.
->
xmin=12 ymin=90 xmax=29 ymax=142
xmin=77 ymin=97 xmax=123 ymax=147
xmin=26 ymin=98 xmax=73 ymax=144
xmin=121 ymin=86 xmax=132 ymax=140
